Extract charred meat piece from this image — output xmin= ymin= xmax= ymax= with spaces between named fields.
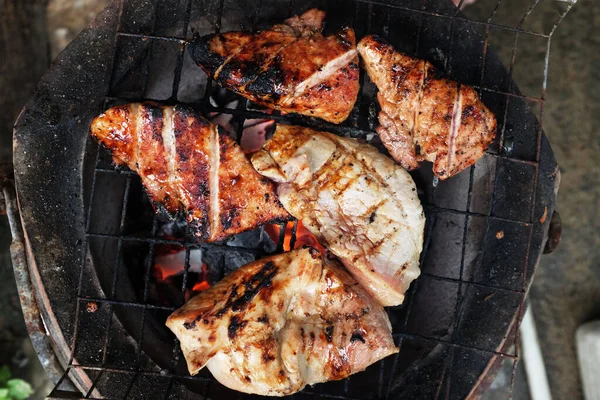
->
xmin=90 ymin=103 xmax=290 ymax=242
xmin=166 ymin=247 xmax=398 ymax=396
xmin=358 ymin=35 xmax=496 ymax=179
xmin=189 ymin=9 xmax=360 ymax=124
xmin=251 ymin=125 xmax=425 ymax=306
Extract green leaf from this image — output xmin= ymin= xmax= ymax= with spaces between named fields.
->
xmin=6 ymin=379 xmax=33 ymax=400
xmin=0 ymin=388 xmax=9 ymax=400
xmin=0 ymin=366 xmax=11 ymax=385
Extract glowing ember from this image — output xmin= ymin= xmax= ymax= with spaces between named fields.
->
xmin=153 ymin=247 xmax=190 ymax=281
xmin=192 ymin=281 xmax=211 ymax=292
xmin=192 ymin=262 xmax=210 ymax=292
xmin=265 ymin=221 xmax=326 ymax=254
xmin=153 ymin=247 xmax=209 ymax=294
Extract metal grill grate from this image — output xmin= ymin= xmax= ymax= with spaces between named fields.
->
xmin=44 ymin=0 xmax=574 ymax=398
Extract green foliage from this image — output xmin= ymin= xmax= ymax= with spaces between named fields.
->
xmin=6 ymin=380 xmax=33 ymax=400
xmin=0 ymin=366 xmax=10 ymax=385
xmin=0 ymin=366 xmax=33 ymax=400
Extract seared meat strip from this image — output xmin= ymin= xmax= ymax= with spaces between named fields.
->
xmin=358 ymin=35 xmax=496 ymax=179
xmin=90 ymin=103 xmax=290 ymax=242
xmin=166 ymin=247 xmax=398 ymax=396
xmin=189 ymin=9 xmax=360 ymax=124
xmin=251 ymin=125 xmax=425 ymax=306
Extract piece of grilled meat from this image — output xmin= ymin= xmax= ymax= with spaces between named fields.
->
xmin=90 ymin=103 xmax=290 ymax=242
xmin=166 ymin=247 xmax=398 ymax=396
xmin=358 ymin=35 xmax=496 ymax=179
xmin=251 ymin=125 xmax=425 ymax=306
xmin=189 ymin=9 xmax=360 ymax=124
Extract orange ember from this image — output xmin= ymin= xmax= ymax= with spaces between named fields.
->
xmin=153 ymin=245 xmax=190 ymax=280
xmin=192 ymin=281 xmax=211 ymax=292
xmin=265 ymin=221 xmax=325 ymax=254
xmin=154 ymin=261 xmax=184 ymax=281
xmin=153 ymin=247 xmax=211 ymax=292
xmin=192 ymin=263 xmax=210 ymax=292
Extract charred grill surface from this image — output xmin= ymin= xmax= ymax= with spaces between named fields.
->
xmin=12 ymin=0 xmax=563 ymax=398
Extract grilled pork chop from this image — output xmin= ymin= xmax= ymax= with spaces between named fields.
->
xmin=166 ymin=247 xmax=398 ymax=396
xmin=251 ymin=125 xmax=425 ymax=306
xmin=189 ymin=9 xmax=360 ymax=124
xmin=90 ymin=103 xmax=290 ymax=242
xmin=358 ymin=35 xmax=496 ymax=179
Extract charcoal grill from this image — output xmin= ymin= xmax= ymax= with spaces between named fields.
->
xmin=5 ymin=0 xmax=572 ymax=398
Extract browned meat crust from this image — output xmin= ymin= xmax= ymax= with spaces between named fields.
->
xmin=190 ymin=9 xmax=360 ymax=124
xmin=358 ymin=35 xmax=496 ymax=179
xmin=166 ymin=247 xmax=398 ymax=395
xmin=90 ymin=102 xmax=290 ymax=242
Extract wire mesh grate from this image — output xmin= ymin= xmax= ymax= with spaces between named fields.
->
xmin=46 ymin=0 xmax=574 ymax=398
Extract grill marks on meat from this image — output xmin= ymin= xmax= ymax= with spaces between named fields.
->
xmin=251 ymin=125 xmax=425 ymax=306
xmin=172 ymin=105 xmax=213 ymax=238
xmin=166 ymin=248 xmax=398 ymax=396
xmin=190 ymin=9 xmax=360 ymax=124
xmin=90 ymin=103 xmax=290 ymax=242
xmin=358 ymin=35 xmax=496 ymax=179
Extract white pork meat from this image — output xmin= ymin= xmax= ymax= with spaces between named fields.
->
xmin=251 ymin=125 xmax=425 ymax=306
xmin=166 ymin=247 xmax=397 ymax=396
